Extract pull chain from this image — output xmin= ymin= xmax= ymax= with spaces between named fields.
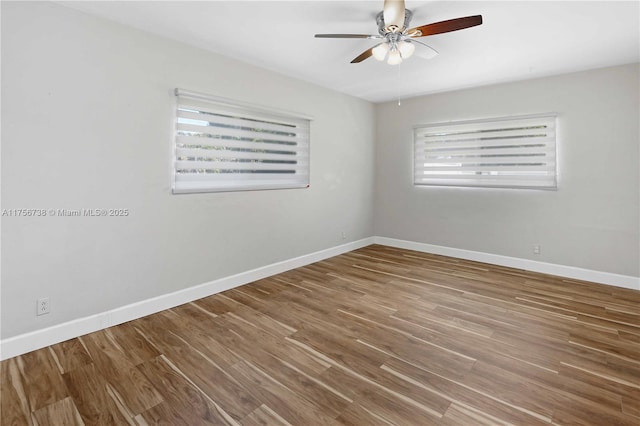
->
xmin=397 ymin=63 xmax=402 ymax=106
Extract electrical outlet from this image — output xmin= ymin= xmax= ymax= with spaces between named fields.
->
xmin=533 ymin=244 xmax=541 ymax=255
xmin=341 ymin=232 xmax=347 ymax=240
xmin=37 ymin=297 xmax=50 ymax=316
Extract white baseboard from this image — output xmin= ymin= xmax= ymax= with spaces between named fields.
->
xmin=374 ymin=236 xmax=640 ymax=291
xmin=0 ymin=237 xmax=374 ymax=360
xmin=2 ymin=235 xmax=637 ymax=360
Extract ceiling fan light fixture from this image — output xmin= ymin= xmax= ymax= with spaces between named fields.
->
xmin=314 ymin=0 xmax=483 ymax=65
xmin=372 ymin=43 xmax=389 ymax=61
xmin=387 ymin=49 xmax=403 ymax=65
xmin=398 ymin=40 xmax=415 ymax=59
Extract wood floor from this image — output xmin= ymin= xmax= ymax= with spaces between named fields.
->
xmin=2 ymin=245 xmax=639 ymax=425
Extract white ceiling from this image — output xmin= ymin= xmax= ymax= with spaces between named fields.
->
xmin=59 ymin=1 xmax=640 ymax=103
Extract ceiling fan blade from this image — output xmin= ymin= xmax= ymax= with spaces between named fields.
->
xmin=383 ymin=0 xmax=405 ymax=32
xmin=351 ymin=48 xmax=374 ymax=63
xmin=409 ymin=15 xmax=483 ymax=37
xmin=412 ymin=40 xmax=439 ymax=60
xmin=315 ymin=34 xmax=377 ymax=39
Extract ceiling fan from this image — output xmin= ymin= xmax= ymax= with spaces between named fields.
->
xmin=315 ymin=0 xmax=482 ymax=65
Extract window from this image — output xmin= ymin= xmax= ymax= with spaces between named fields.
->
xmin=414 ymin=114 xmax=557 ymax=189
xmin=173 ymin=88 xmax=311 ymax=194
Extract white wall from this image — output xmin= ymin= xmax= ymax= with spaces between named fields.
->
xmin=375 ymin=64 xmax=640 ymax=279
xmin=1 ymin=1 xmax=374 ymax=339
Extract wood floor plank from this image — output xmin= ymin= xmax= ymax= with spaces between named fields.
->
xmin=441 ymin=402 xmax=514 ymax=426
xmin=170 ymin=302 xmax=220 ymax=324
xmin=335 ymin=401 xmax=399 ymax=426
xmin=229 ymin=360 xmax=343 ymax=425
xmin=105 ymin=322 xmax=161 ymax=366
xmin=150 ymin=313 xmax=245 ymax=368
xmin=350 ymin=387 xmax=442 ymax=425
xmin=138 ymin=326 xmax=262 ymax=421
xmin=229 ymin=344 xmax=351 ymax=418
xmin=621 ymin=392 xmax=640 ymax=418
xmin=200 ymin=310 xmax=331 ymax=377
xmin=136 ymin=355 xmax=239 ymax=425
xmin=2 ymin=244 xmax=639 ymax=425
xmin=31 ymin=396 xmax=84 ymax=426
xmin=16 ymin=348 xmax=70 ymax=412
xmin=62 ymin=363 xmax=133 ymax=424
xmin=193 ymin=293 xmax=245 ymax=315
xmin=1 ymin=358 xmax=33 ymax=426
xmin=47 ymin=339 xmax=92 ymax=374
xmin=381 ymin=357 xmax=552 ymax=425
xmin=239 ymin=404 xmax=292 ymax=426
xmin=551 ymin=398 xmax=640 ymax=426
xmin=79 ymin=332 xmax=163 ymax=416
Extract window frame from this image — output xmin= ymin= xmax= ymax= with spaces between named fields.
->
xmin=173 ymin=88 xmax=312 ymax=194
xmin=413 ymin=113 xmax=558 ymax=190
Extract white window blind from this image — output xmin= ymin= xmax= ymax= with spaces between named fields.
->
xmin=173 ymin=89 xmax=311 ymax=194
xmin=414 ymin=114 xmax=557 ymax=189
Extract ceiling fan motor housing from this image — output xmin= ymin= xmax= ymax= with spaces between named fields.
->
xmin=377 ymin=9 xmax=413 ymax=35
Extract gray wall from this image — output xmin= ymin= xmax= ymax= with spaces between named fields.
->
xmin=1 ymin=2 xmax=374 ymax=338
xmin=2 ymin=1 xmax=638 ymax=342
xmin=375 ymin=64 xmax=640 ymax=277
